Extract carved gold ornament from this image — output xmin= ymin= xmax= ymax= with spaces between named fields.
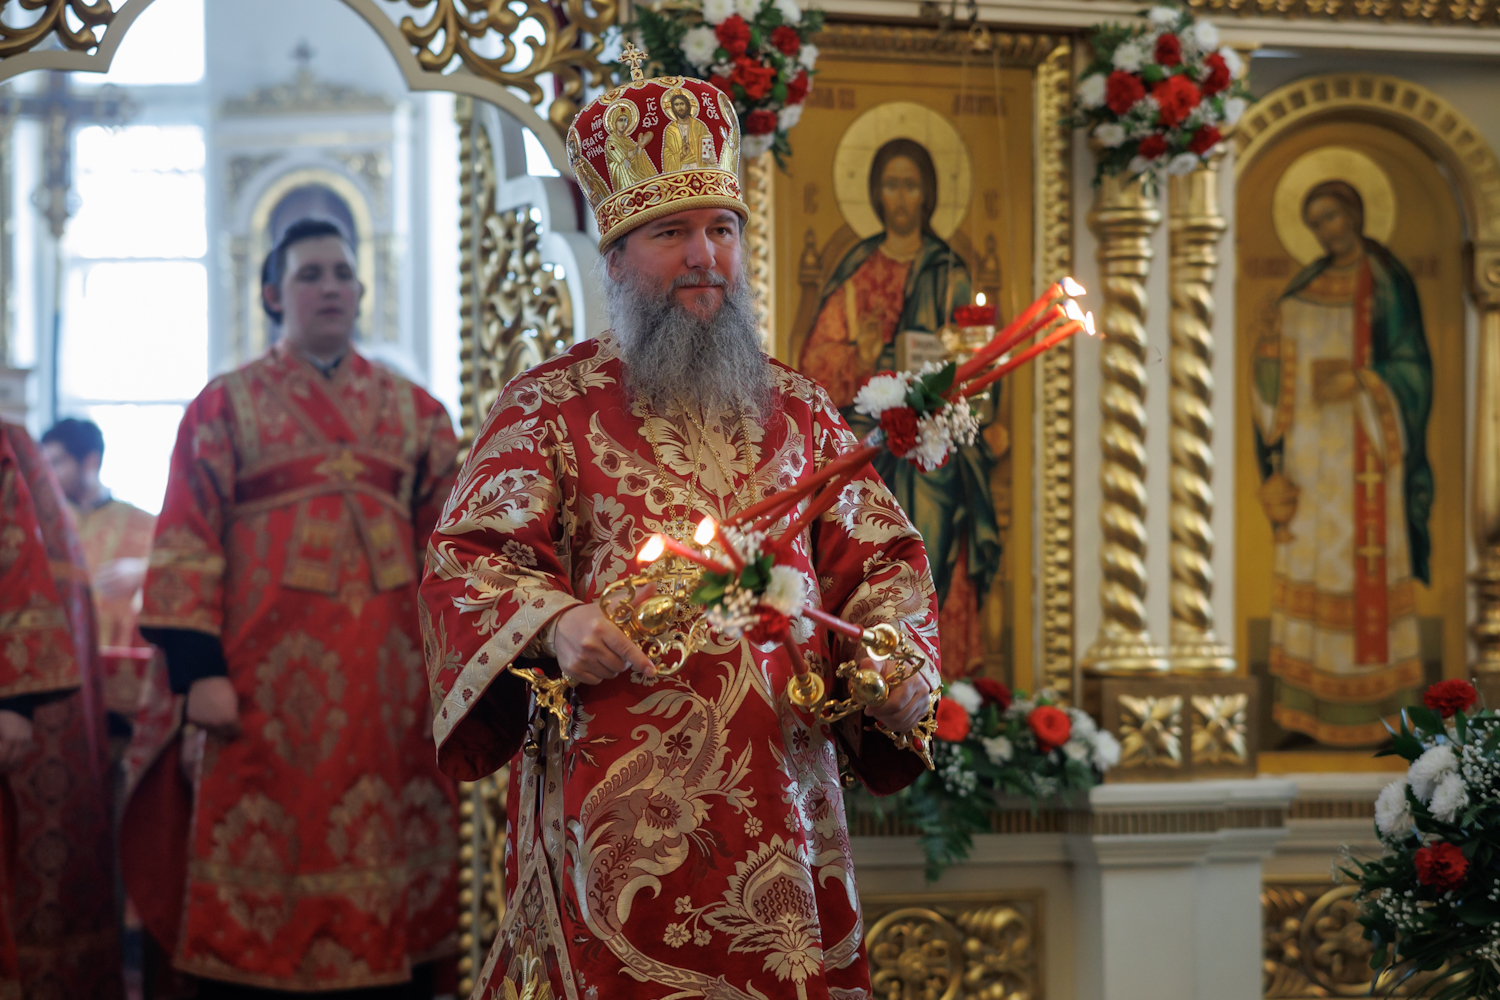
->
xmin=864 ymin=895 xmax=1040 ymax=1000
xmin=1262 ymin=882 xmax=1436 ymax=998
xmin=1190 ymin=693 xmax=1248 ymax=765
xmin=867 ymin=907 xmax=963 ymax=1000
xmin=392 ymin=0 xmax=617 ymax=129
xmin=0 ymin=0 xmax=112 ymax=57
xmin=1117 ymin=694 xmax=1184 ymax=768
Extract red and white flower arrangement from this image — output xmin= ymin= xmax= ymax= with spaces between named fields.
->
xmin=620 ymin=0 xmax=823 ymax=163
xmin=1346 ymin=678 xmax=1500 ymax=999
xmin=852 ymin=362 xmax=981 ymax=473
xmin=1073 ymin=4 xmax=1251 ymax=185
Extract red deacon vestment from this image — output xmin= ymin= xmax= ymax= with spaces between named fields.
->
xmin=0 ymin=422 xmax=120 ymax=999
xmin=121 ymin=346 xmax=462 ymax=992
xmin=420 ymin=335 xmax=941 ymax=1000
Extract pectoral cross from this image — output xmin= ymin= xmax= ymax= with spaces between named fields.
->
xmin=1356 ymin=452 xmax=1384 ymax=503
xmin=316 ymin=448 xmax=367 ymax=483
xmin=620 ymin=41 xmax=648 ymax=82
xmin=1356 ymin=524 xmax=1385 ymax=576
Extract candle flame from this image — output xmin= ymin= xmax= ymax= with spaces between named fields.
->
xmin=638 ymin=535 xmax=666 ymax=564
xmin=974 ymin=291 xmax=987 ymax=306
xmin=694 ymin=516 xmax=717 ymax=546
xmin=1064 ymin=298 xmax=1085 ymax=321
xmin=1062 ymin=276 xmax=1086 ymax=297
xmin=1084 ymin=311 xmax=1096 ymax=335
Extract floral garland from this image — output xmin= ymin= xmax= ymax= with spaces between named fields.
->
xmin=689 ymin=524 xmax=815 ymax=644
xmin=1347 ymin=678 xmax=1500 ymax=999
xmin=846 ymin=681 xmax=1119 ymax=880
xmin=1073 ymin=4 xmax=1251 ymax=185
xmin=616 ymin=0 xmax=823 ymax=163
xmin=852 ymin=361 xmax=981 ymax=473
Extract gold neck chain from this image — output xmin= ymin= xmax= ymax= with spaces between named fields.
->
xmin=642 ymin=400 xmax=758 ymax=541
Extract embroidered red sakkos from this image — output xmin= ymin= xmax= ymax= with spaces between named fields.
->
xmin=74 ymin=497 xmax=157 ymax=716
xmin=120 ymin=346 xmax=462 ymax=992
xmin=420 ymin=336 xmax=940 ymax=1000
xmin=0 ymin=422 xmax=120 ymax=1000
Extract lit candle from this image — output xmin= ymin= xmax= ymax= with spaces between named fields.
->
xmin=698 ymin=515 xmax=745 ymax=570
xmin=962 ymin=310 xmax=1095 ymax=398
xmin=955 ymin=302 xmax=1065 ymax=383
xmin=975 ymin=291 xmax=987 ymax=307
xmin=637 ymin=534 xmax=734 ymax=574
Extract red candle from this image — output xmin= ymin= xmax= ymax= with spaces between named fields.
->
xmin=637 ymin=534 xmax=734 ymax=574
xmin=728 ymin=443 xmax=880 ymax=529
xmin=803 ymin=606 xmax=865 ymax=640
xmin=962 ymin=317 xmax=1089 ymax=398
xmin=768 ymin=480 xmax=848 ymax=558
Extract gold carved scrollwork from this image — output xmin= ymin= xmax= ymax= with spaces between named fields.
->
xmin=0 ymin=0 xmax=112 ymax=57
xmin=864 ymin=894 xmax=1041 ymax=1000
xmin=391 ymin=0 xmax=617 ymax=130
xmin=1190 ymin=693 xmax=1248 ymax=765
xmin=1117 ymin=694 xmax=1184 ymax=768
xmin=1262 ymin=882 xmax=1436 ymax=998
xmin=458 ymin=771 xmax=509 ymax=998
xmin=1175 ymin=0 xmax=1500 ymax=27
xmin=457 ymin=98 xmax=573 ymax=445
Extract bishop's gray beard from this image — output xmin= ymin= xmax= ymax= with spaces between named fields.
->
xmin=603 ymin=261 xmax=774 ymax=418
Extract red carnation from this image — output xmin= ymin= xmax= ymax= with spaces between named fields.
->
xmin=1152 ymin=74 xmax=1202 ymax=129
xmin=1104 ymin=70 xmax=1146 ymax=116
xmin=1414 ymin=841 xmax=1468 ymax=892
xmin=745 ymin=607 xmax=790 ymax=645
xmin=935 ymin=697 xmax=972 ymax=742
xmin=731 ymin=57 xmax=777 ymax=101
xmin=709 ymin=73 xmax=734 ymax=97
xmin=973 ymin=677 xmax=1011 ymax=711
xmin=1424 ymin=679 xmax=1479 ymax=718
xmin=1028 ymin=704 xmax=1072 ymax=752
xmin=743 ymin=108 xmax=778 ymax=135
xmin=879 ymin=406 xmax=919 ymax=457
xmin=1138 ymin=134 xmax=1168 ymax=159
xmin=715 ymin=15 xmax=751 ymax=57
xmin=785 ymin=70 xmax=809 ymax=105
xmin=771 ymin=25 xmax=801 ymax=55
xmin=1201 ymin=52 xmax=1231 ymax=95
xmin=1154 ymin=32 xmax=1182 ymax=67
xmin=1188 ymin=124 xmax=1222 ymax=155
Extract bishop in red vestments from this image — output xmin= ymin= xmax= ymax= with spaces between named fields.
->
xmin=421 ymin=69 xmax=941 ymax=1000
xmin=121 ymin=220 xmax=461 ymax=997
xmin=0 ymin=421 xmax=121 ymax=999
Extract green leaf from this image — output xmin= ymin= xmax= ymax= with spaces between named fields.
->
xmin=1141 ymin=63 xmax=1165 ymax=84
xmin=1406 ymin=705 xmax=1444 ymax=737
xmin=691 ymin=580 xmax=727 ymax=606
xmin=1388 ymin=732 xmax=1424 ymax=761
xmin=923 ymin=361 xmax=957 ymax=397
xmin=1456 ymin=897 xmax=1500 ymax=926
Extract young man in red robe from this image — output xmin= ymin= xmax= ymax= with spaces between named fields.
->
xmin=0 ymin=421 xmax=121 ymax=999
xmin=122 ymin=219 xmax=461 ymax=997
xmin=421 ymin=65 xmax=941 ymax=1000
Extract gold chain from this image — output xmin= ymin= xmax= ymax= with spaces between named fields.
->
xmin=642 ymin=400 xmax=757 ymax=539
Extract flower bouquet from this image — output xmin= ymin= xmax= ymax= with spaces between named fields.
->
xmin=615 ymin=0 xmax=823 ymax=163
xmin=1346 ymin=678 xmax=1500 ymax=998
xmin=1073 ymin=3 xmax=1251 ymax=185
xmin=847 ymin=680 xmax=1120 ymax=880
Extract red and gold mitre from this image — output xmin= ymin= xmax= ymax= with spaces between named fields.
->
xmin=567 ymin=42 xmax=746 ymax=249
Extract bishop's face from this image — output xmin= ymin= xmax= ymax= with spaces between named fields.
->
xmin=879 ymin=155 xmax=925 ymax=239
xmin=1304 ymin=195 xmax=1363 ymax=262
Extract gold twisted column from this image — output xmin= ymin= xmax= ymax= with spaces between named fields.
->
xmin=1165 ymin=156 xmax=1235 ymax=674
xmin=1082 ymin=171 xmax=1169 ymax=675
xmin=1471 ymin=246 xmax=1500 ymax=699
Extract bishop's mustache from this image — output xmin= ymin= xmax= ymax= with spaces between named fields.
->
xmin=669 ymin=270 xmax=729 ymax=289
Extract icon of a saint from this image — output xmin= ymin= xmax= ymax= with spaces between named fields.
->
xmin=603 ymin=102 xmax=657 ymax=191
xmin=660 ymin=89 xmax=716 ymax=172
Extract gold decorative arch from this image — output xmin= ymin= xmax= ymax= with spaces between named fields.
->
xmin=1232 ymin=72 xmax=1500 ymax=688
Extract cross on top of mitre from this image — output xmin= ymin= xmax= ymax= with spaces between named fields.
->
xmin=620 ymin=41 xmax=647 ymax=81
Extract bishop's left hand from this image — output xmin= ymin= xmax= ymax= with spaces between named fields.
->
xmin=863 ymin=662 xmax=934 ymax=732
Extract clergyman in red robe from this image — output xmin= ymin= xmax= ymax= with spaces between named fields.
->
xmin=421 ymin=72 xmax=941 ymax=1000
xmin=120 ymin=219 xmax=461 ymax=998
xmin=0 ymin=421 xmax=121 ymax=999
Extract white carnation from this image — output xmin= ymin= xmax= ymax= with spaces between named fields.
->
xmin=798 ymin=42 xmax=819 ymax=69
xmin=946 ymin=681 xmax=982 ymax=715
xmin=982 ymin=735 xmax=1013 ymax=764
xmin=1077 ymin=73 xmax=1106 ymax=109
xmin=1063 ymin=740 xmax=1090 ymax=762
xmin=1095 ymin=122 xmax=1127 ymax=148
xmin=1223 ymin=96 xmax=1247 ymax=125
xmin=1408 ymin=744 xmax=1459 ymax=802
xmin=777 ymin=103 xmax=803 ymax=131
xmin=702 ymin=0 xmax=735 ymax=24
xmin=1068 ymin=708 xmax=1098 ymax=738
xmin=1374 ymin=779 xmax=1414 ymax=839
xmin=788 ymin=612 xmax=814 ymax=644
xmin=1112 ymin=39 xmax=1145 ymax=73
xmin=1191 ymin=20 xmax=1220 ymax=50
xmin=1091 ymin=729 xmax=1121 ymax=770
xmin=734 ymin=0 xmax=762 ymax=19
xmin=1167 ymin=152 xmax=1201 ymax=175
xmin=741 ymin=133 xmax=774 ymax=160
xmin=761 ymin=565 xmax=808 ymax=616
xmin=773 ymin=0 xmax=802 ymax=24
xmin=910 ymin=413 xmax=953 ymax=471
xmin=1128 ymin=155 xmax=1153 ymax=176
xmin=1148 ymin=6 xmax=1179 ymax=25
xmin=1218 ymin=45 xmax=1243 ymax=77
xmin=680 ymin=25 xmax=719 ymax=67
xmin=1430 ymin=772 xmax=1470 ymax=824
xmin=1009 ymin=699 xmax=1035 ymax=718
xmin=852 ymin=373 xmax=908 ymax=417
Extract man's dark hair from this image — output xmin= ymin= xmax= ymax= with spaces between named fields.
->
xmin=868 ymin=138 xmax=938 ymax=237
xmin=41 ymin=417 xmax=104 ymax=462
xmin=260 ymin=218 xmax=353 ymax=322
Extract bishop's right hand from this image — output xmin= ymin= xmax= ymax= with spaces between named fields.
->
xmin=555 ymin=603 xmax=657 ymax=685
xmin=186 ymin=676 xmax=242 ymax=740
